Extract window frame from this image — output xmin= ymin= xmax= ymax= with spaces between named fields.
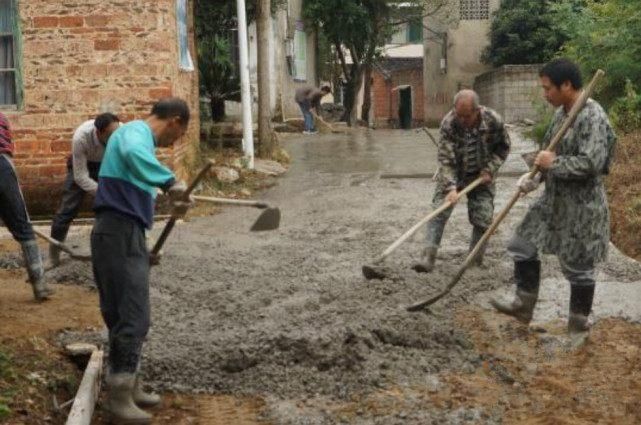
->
xmin=293 ymin=23 xmax=307 ymax=82
xmin=0 ymin=0 xmax=22 ymax=109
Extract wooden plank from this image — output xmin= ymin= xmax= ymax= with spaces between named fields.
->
xmin=66 ymin=350 xmax=104 ymax=425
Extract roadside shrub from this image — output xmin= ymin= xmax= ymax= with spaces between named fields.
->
xmin=609 ymin=80 xmax=641 ymax=134
xmin=527 ymin=95 xmax=554 ymax=148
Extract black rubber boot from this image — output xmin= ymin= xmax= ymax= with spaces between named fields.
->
xmin=568 ymin=284 xmax=595 ymax=334
xmin=469 ymin=226 xmax=488 ymax=267
xmin=490 ymin=260 xmax=541 ymax=324
xmin=412 ymin=247 xmax=437 ymax=273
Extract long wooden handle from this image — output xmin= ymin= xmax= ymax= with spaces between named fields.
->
xmin=33 ymin=229 xmax=92 ymax=261
xmin=407 ymin=69 xmax=605 ymax=312
xmin=192 ymin=195 xmax=269 ymax=209
xmin=151 ymin=161 xmax=215 ymax=255
xmin=373 ymin=177 xmax=484 ymax=264
xmin=422 ymin=127 xmax=439 ymax=148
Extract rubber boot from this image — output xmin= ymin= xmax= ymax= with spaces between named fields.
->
xmin=469 ymin=226 xmax=488 ymax=267
xmin=47 ymin=244 xmax=61 ymax=269
xmin=20 ymin=240 xmax=53 ymax=301
xmin=567 ymin=285 xmax=594 ymax=347
xmin=412 ymin=247 xmax=437 ymax=273
xmin=133 ymin=376 xmax=161 ymax=408
xmin=104 ymin=374 xmax=152 ymax=424
xmin=490 ymin=260 xmax=540 ymax=324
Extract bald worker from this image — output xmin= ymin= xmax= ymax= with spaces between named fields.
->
xmin=413 ymin=90 xmax=510 ymax=272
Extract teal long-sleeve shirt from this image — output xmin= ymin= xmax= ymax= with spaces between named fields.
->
xmin=94 ymin=120 xmax=175 ymax=229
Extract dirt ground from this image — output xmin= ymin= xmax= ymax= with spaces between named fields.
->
xmin=1 ymin=128 xmax=641 ymax=423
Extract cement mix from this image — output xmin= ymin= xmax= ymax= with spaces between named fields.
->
xmin=4 ymin=127 xmax=641 ymax=424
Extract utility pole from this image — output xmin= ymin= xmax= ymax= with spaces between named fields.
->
xmin=236 ymin=0 xmax=254 ymax=168
xmin=256 ymin=0 xmax=273 ymax=158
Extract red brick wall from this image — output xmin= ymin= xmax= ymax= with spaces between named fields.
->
xmin=2 ymin=0 xmax=199 ymax=214
xmin=371 ymin=67 xmax=424 ymax=128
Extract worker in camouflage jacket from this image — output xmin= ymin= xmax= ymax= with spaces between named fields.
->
xmin=491 ymin=59 xmax=616 ymax=343
xmin=413 ymin=89 xmax=510 ymax=273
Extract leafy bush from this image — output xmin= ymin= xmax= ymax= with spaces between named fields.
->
xmin=527 ymin=94 xmax=555 ymax=148
xmin=609 ymin=80 xmax=641 ymax=134
xmin=555 ymin=0 xmax=641 ymax=108
xmin=483 ymin=0 xmax=573 ymax=67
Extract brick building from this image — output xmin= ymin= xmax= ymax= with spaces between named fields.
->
xmin=355 ymin=21 xmax=424 ymax=129
xmin=0 ymin=0 xmax=199 ymax=213
xmin=371 ymin=57 xmax=424 ymax=129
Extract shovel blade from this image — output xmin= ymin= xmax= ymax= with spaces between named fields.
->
xmin=362 ymin=264 xmax=388 ymax=280
xmin=250 ymin=207 xmax=281 ymax=231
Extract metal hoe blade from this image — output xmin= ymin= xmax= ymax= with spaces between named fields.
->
xmin=250 ymin=207 xmax=281 ymax=231
xmin=362 ymin=264 xmax=388 ymax=280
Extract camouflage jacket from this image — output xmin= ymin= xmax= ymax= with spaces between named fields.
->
xmin=516 ymin=98 xmax=617 ymax=265
xmin=437 ymin=106 xmax=510 ymax=190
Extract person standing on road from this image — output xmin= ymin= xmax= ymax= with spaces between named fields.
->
xmin=295 ymin=84 xmax=331 ymax=134
xmin=91 ymin=98 xmax=194 ymax=423
xmin=413 ymin=90 xmax=510 ymax=273
xmin=0 ymin=112 xmax=54 ymax=301
xmin=48 ymin=113 xmax=120 ymax=267
xmin=490 ymin=59 xmax=616 ymax=344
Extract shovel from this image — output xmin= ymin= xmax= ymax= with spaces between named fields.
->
xmin=362 ymin=177 xmax=485 ymax=280
xmin=151 ymin=161 xmax=215 ymax=256
xmin=192 ymin=195 xmax=281 ymax=231
xmin=406 ymin=69 xmax=605 ymax=312
xmin=33 ymin=229 xmax=92 ymax=262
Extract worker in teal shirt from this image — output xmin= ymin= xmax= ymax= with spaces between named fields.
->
xmin=91 ymin=98 xmax=192 ymax=423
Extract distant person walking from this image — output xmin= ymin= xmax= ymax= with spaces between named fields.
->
xmin=295 ymin=85 xmax=331 ymax=134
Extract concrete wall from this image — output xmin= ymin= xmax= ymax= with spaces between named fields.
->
xmin=423 ymin=0 xmax=501 ymax=125
xmin=474 ymin=64 xmax=542 ymax=123
xmin=3 ymin=0 xmax=199 ymax=213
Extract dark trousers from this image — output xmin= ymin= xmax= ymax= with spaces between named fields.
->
xmin=0 ymin=154 xmax=35 ymax=242
xmin=91 ymin=210 xmax=150 ymax=374
xmin=50 ymin=161 xmax=100 ymax=242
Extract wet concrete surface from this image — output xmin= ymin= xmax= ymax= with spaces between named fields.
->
xmin=4 ymin=127 xmax=641 ymax=423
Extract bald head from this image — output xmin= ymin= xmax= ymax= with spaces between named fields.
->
xmin=453 ymin=90 xmax=481 ymax=129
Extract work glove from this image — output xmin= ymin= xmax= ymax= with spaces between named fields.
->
xmin=517 ymin=172 xmax=542 ymax=194
xmin=167 ymin=180 xmax=194 ymax=218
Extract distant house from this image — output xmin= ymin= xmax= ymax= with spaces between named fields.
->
xmin=0 ymin=0 xmax=199 ymax=212
xmin=358 ymin=17 xmax=424 ymax=128
xmin=423 ymin=0 xmax=501 ymax=124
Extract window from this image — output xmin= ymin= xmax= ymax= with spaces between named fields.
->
xmin=176 ymin=0 xmax=194 ymax=71
xmin=390 ymin=24 xmax=408 ymax=44
xmin=294 ymin=26 xmax=306 ymax=81
xmin=0 ymin=0 xmax=20 ymax=106
xmin=408 ymin=19 xmax=423 ymax=43
xmin=460 ymin=0 xmax=490 ymax=20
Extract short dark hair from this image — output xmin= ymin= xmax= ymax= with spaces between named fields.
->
xmin=151 ymin=97 xmax=190 ymax=125
xmin=94 ymin=112 xmax=119 ymax=132
xmin=540 ymin=58 xmax=583 ymax=90
xmin=320 ymin=85 xmax=331 ymax=93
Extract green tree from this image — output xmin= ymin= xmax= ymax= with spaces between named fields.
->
xmin=483 ymin=0 xmax=573 ymax=67
xmin=195 ymin=0 xmax=285 ymax=121
xmin=303 ymin=0 xmax=445 ymax=125
xmin=198 ymin=34 xmax=240 ymax=121
xmin=556 ymin=0 xmax=641 ymax=108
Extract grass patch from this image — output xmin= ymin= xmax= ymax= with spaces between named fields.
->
xmin=0 ymin=338 xmax=80 ymax=423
